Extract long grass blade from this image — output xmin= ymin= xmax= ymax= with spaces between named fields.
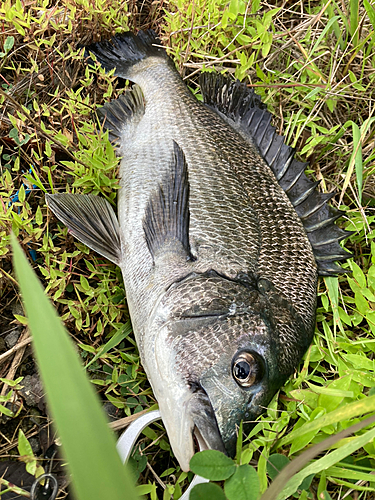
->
xmin=11 ymin=234 xmax=139 ymax=500
xmin=364 ymin=0 xmax=375 ymax=29
xmin=85 ymin=321 xmax=132 ymax=369
xmin=349 ymin=0 xmax=359 ymax=47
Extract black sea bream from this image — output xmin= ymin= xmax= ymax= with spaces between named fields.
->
xmin=45 ymin=31 xmax=351 ymax=471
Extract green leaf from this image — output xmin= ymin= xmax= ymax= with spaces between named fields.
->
xmin=4 ymin=35 xmax=15 ymax=52
xmin=11 ymin=234 xmax=139 ymax=500
xmin=261 ymin=415 xmax=375 ymax=500
xmin=224 ymin=464 xmax=259 ymax=500
xmin=324 ymin=277 xmax=344 ymax=334
xmin=190 ymin=450 xmax=236 ymax=480
xmin=317 ymin=375 xmax=352 ymax=412
xmin=351 ymin=261 xmax=366 ymax=288
xmin=349 ymin=0 xmax=359 ymax=45
xmin=14 ymin=314 xmax=28 ymax=325
xmin=18 ymin=429 xmax=33 ymax=457
xmin=267 ymin=454 xmax=290 ymax=481
xmin=35 ymin=206 xmax=43 ymax=225
xmin=0 ymin=403 xmax=14 ymax=417
xmin=364 ymin=0 xmax=375 ymax=30
xmin=344 ymin=354 xmax=375 ymax=371
xmin=190 ymin=482 xmax=227 ymax=500
xmin=26 ymin=461 xmax=37 ymax=476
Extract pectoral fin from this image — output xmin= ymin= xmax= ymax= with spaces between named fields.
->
xmin=45 ymin=193 xmax=122 ymax=265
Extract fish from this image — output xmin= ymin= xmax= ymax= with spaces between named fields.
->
xmin=45 ymin=30 xmax=351 ymax=472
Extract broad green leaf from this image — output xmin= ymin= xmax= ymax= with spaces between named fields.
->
xmin=355 ymin=291 xmax=369 ymax=314
xmin=190 ymin=450 xmax=236 ymax=480
xmin=11 ymin=235 xmax=138 ymax=500
xmin=0 ymin=403 xmax=14 ymax=417
xmin=289 ymin=429 xmax=319 ymax=456
xmin=224 ymin=464 xmax=259 ymax=500
xmin=190 ymin=482 xmax=227 ymax=500
xmin=4 ymin=35 xmax=14 ymax=52
xmin=368 ymin=265 xmax=375 ymax=290
xmin=306 ymin=382 xmax=353 ymax=398
xmin=290 ymin=407 xmax=325 ymax=455
xmin=267 ymin=454 xmax=289 ymax=481
xmin=317 ymin=375 xmax=353 ymax=412
xmin=289 ymin=389 xmax=318 ymax=408
xmin=344 ymin=354 xmax=375 ymax=371
xmin=367 ymin=311 xmax=375 ymax=335
xmin=351 ymin=261 xmax=366 ymax=288
xmin=18 ymin=429 xmax=33 ymax=456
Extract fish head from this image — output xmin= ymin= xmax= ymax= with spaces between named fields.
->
xmin=145 ymin=272 xmax=310 ymax=471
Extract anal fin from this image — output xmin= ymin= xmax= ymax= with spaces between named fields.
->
xmin=45 ymin=193 xmax=122 ymax=265
xmin=143 ymin=141 xmax=193 ymax=263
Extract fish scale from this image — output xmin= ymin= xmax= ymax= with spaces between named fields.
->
xmin=45 ymin=30 xmax=351 ymax=472
xmin=189 ymin=109 xmax=318 ymax=323
xmin=117 ymin=83 xmax=266 ymax=346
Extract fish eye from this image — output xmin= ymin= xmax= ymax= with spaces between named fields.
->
xmin=232 ymin=352 xmax=261 ymax=387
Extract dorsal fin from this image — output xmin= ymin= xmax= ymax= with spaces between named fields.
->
xmin=200 ymin=73 xmax=352 ymax=276
xmin=143 ymin=141 xmax=193 ymax=262
xmin=96 ymin=85 xmax=144 ymax=148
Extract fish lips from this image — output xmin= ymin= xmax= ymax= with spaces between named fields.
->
xmin=187 ymin=388 xmax=227 ymax=455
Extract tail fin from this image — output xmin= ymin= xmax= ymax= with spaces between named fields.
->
xmin=85 ymin=30 xmax=170 ymax=79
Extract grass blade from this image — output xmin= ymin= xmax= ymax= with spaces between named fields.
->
xmin=85 ymin=321 xmax=132 ymax=369
xmin=339 ymin=121 xmax=360 ymax=205
xmin=352 ymin=122 xmax=363 ymax=204
xmin=11 ymin=234 xmax=139 ymax=500
xmin=349 ymin=0 xmax=359 ymax=47
xmin=364 ymin=0 xmax=375 ymax=29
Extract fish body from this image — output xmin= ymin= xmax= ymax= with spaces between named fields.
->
xmin=46 ymin=31 xmax=350 ymax=471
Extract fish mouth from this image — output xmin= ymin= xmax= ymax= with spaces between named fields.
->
xmin=188 ymin=387 xmax=227 ymax=455
xmin=157 ymin=384 xmax=226 ymax=472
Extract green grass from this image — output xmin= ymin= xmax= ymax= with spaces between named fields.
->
xmin=0 ymin=0 xmax=375 ymax=499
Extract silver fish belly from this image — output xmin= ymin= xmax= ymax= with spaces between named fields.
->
xmin=45 ymin=30 xmax=351 ymax=471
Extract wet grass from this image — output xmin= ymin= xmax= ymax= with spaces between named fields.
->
xmin=0 ymin=0 xmax=375 ymax=499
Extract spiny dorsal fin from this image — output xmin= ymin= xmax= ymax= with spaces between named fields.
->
xmin=97 ymin=85 xmax=144 ymax=148
xmin=45 ymin=193 xmax=122 ymax=265
xmin=200 ymin=73 xmax=352 ymax=277
xmin=143 ymin=141 xmax=193 ymax=262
